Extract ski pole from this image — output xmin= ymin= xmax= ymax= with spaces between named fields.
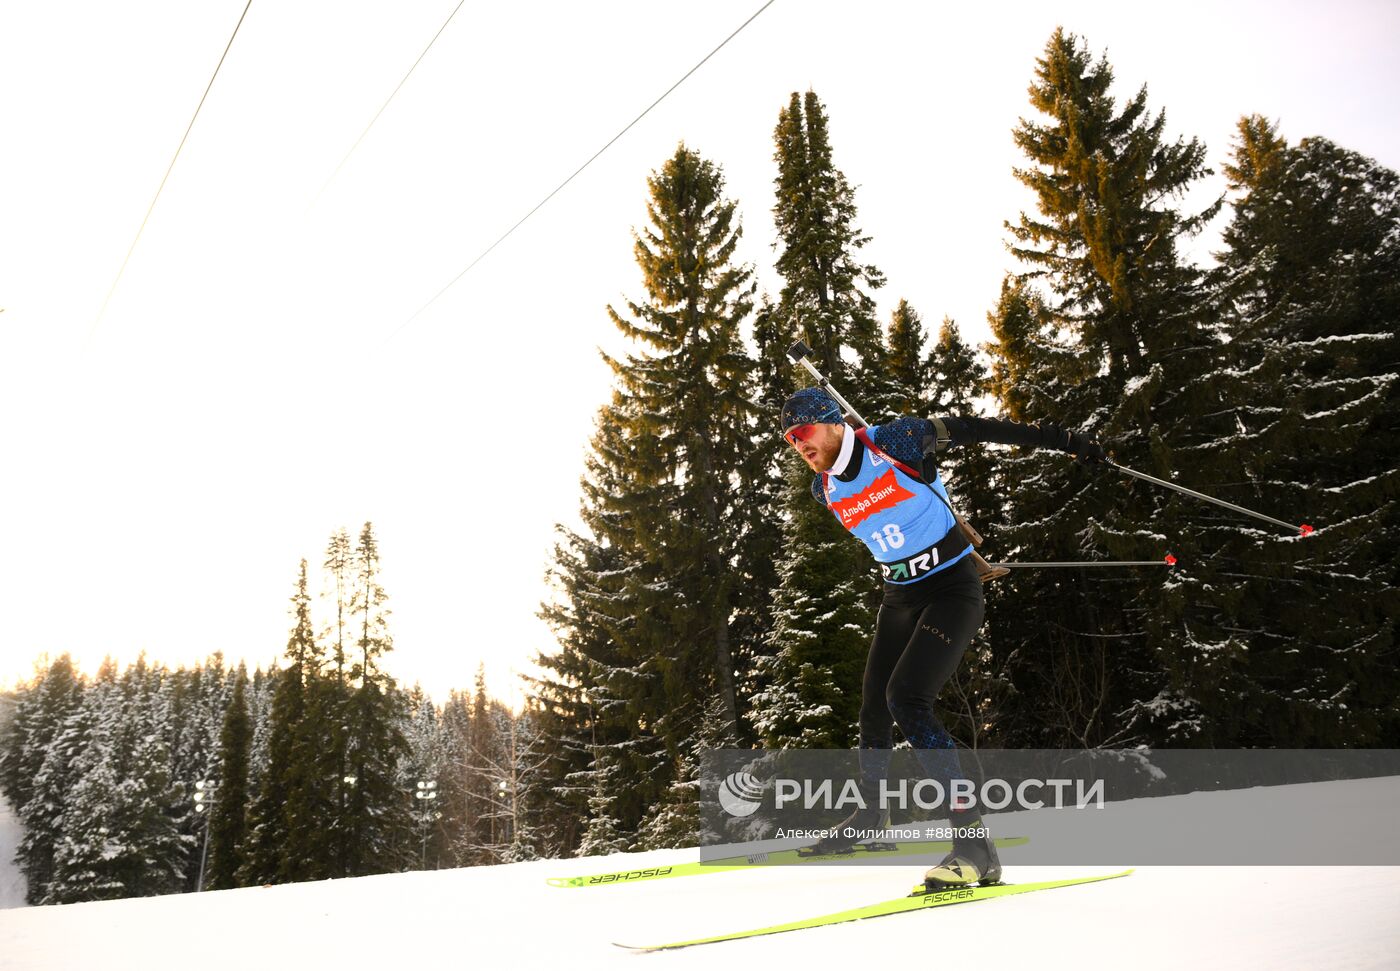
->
xmin=786 ymin=340 xmax=869 ymax=427
xmin=1106 ymin=460 xmax=1314 ymax=537
xmin=987 ymin=555 xmax=1178 ymax=569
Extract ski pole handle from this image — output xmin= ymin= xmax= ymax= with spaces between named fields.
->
xmin=785 ymin=340 xmax=868 ymax=428
xmin=786 ymin=339 xmax=814 ymax=364
xmin=1106 ymin=460 xmax=1313 ymax=537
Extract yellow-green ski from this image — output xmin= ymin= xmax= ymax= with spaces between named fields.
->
xmin=614 ymin=869 xmax=1134 ymax=951
xmin=545 ymin=836 xmax=1030 ymax=888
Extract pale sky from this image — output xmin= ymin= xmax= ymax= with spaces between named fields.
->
xmin=2 ymin=1 xmax=1397 ymax=704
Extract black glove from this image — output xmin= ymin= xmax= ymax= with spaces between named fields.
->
xmin=1033 ymin=421 xmax=1107 ymax=463
xmin=1065 ymin=430 xmax=1107 ymax=464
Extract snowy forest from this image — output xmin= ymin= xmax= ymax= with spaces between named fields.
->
xmin=3 ymin=27 xmax=1397 ymax=904
xmin=0 ymin=523 xmax=547 ymax=905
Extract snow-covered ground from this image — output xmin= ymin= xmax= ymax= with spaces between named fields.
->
xmin=0 ymin=795 xmax=27 ymax=910
xmin=1 ymin=782 xmax=1397 ymax=970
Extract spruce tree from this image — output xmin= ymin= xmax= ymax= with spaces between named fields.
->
xmin=526 ymin=527 xmax=624 ymax=858
xmin=990 ymin=29 xmax=1221 ymax=746
xmin=883 ymin=300 xmax=934 ymax=416
xmin=240 ymin=561 xmax=319 ymax=884
xmin=1 ymin=656 xmax=84 ymax=812
xmin=206 ymin=668 xmax=250 ymax=889
xmin=436 ymin=689 xmax=474 ymax=864
xmin=531 ymin=507 xmax=650 ymax=853
xmin=772 ymin=90 xmax=885 ymax=379
xmin=244 ymin=664 xmax=275 ymax=806
xmin=18 ymin=700 xmax=94 ymax=903
xmin=532 ymin=145 xmax=760 ymax=850
xmin=343 ymin=522 xmax=412 ymax=875
xmin=319 ymin=527 xmax=355 ymax=875
xmin=460 ymin=664 xmax=502 ymax=862
xmin=1008 ymin=27 xmax=1219 ymax=376
xmin=166 ymin=660 xmax=213 ymax=890
xmin=46 ymin=675 xmax=124 ymax=902
xmin=3 ymin=656 xmax=84 ymax=902
xmin=747 ymin=91 xmax=889 ymax=749
xmin=288 ymin=666 xmax=344 ymax=880
xmin=178 ymin=657 xmax=247 ymax=890
xmin=1203 ymin=120 xmax=1400 ymax=744
xmin=322 ymin=528 xmax=355 ymax=683
xmin=121 ymin=679 xmax=188 ymax=897
xmin=49 ymin=665 xmax=187 ymax=902
xmin=244 ymin=665 xmax=275 ymax=800
xmin=397 ymin=686 xmax=448 ymax=870
xmin=575 ymin=749 xmax=633 ymax=858
xmin=601 ymin=144 xmax=757 ymax=747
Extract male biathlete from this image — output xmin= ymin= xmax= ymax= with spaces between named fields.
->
xmin=778 ymin=386 xmax=1106 ymax=888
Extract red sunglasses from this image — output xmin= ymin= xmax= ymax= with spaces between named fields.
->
xmin=784 ymin=424 xmax=820 ymax=446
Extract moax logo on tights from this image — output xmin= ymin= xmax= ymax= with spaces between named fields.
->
xmin=830 ymin=469 xmax=915 ymax=529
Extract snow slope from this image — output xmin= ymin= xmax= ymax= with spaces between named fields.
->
xmin=1 ymin=782 xmax=1397 ymax=970
xmin=0 ymin=795 xmax=27 ymax=910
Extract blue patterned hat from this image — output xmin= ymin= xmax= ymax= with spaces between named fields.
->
xmin=779 ymin=387 xmax=843 ymax=431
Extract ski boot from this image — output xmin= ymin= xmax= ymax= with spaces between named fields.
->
xmin=923 ymin=819 xmax=1002 ymax=888
xmin=797 ymin=803 xmax=891 ymax=857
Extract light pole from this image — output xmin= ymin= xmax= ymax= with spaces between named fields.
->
xmin=193 ymin=779 xmax=218 ymax=891
xmin=414 ymin=780 xmax=439 ymax=870
xmin=497 ymin=777 xmax=513 ymax=847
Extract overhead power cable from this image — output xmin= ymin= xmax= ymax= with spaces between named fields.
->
xmin=389 ymin=0 xmax=778 ymax=342
xmin=315 ymin=0 xmax=470 ymax=202
xmin=86 ymin=0 xmax=255 ymax=352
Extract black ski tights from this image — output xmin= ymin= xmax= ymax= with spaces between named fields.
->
xmin=857 ymin=553 xmax=985 ymax=812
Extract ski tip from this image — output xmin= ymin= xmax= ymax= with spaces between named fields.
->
xmin=546 ymin=877 xmax=580 ymax=888
xmin=1163 ymin=553 xmax=1178 ymax=566
xmin=1300 ymin=523 xmax=1315 ymax=536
